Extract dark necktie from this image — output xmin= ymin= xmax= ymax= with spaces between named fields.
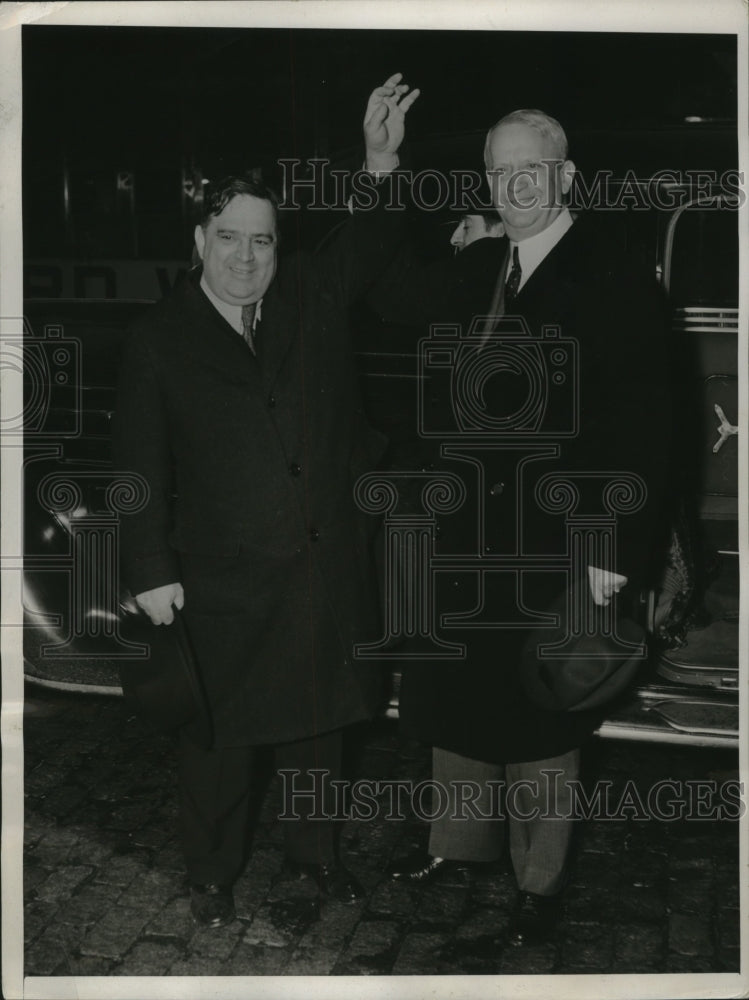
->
xmin=241 ymin=304 xmax=257 ymax=354
xmin=505 ymin=244 xmax=522 ymax=302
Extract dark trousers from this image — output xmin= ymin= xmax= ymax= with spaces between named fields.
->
xmin=178 ymin=727 xmax=343 ymax=885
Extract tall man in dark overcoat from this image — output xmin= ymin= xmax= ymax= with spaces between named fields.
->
xmin=112 ymin=74 xmax=419 ymax=927
xmin=370 ymin=109 xmax=672 ymax=943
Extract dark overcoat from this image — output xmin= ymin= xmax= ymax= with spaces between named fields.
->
xmin=113 ymin=203 xmax=400 ymax=748
xmin=368 ymin=214 xmax=674 ymax=763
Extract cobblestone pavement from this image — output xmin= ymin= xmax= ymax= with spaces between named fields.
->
xmin=19 ymin=684 xmax=742 ymax=981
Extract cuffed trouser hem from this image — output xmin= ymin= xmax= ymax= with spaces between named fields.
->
xmin=178 ymin=727 xmax=342 ymax=885
xmin=427 ymin=746 xmax=581 ymax=895
xmin=428 ymin=747 xmax=505 ymax=863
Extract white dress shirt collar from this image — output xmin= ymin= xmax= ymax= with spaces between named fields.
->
xmin=512 ymin=208 xmax=574 ymax=291
xmin=200 ymin=274 xmax=263 ymax=335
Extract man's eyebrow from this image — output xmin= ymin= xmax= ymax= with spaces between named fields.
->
xmin=216 ymin=227 xmax=275 ymax=238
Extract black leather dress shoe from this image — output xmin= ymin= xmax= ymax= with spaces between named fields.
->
xmin=387 ymin=852 xmax=477 ymax=884
xmin=508 ymin=890 xmax=560 ymax=946
xmin=189 ymin=882 xmax=235 ymax=928
xmin=287 ymin=860 xmax=365 ymax=904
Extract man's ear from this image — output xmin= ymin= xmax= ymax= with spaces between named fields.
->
xmin=561 ymin=159 xmax=576 ymax=196
xmin=194 ymin=224 xmax=205 ymax=260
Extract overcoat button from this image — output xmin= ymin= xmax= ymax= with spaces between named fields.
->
xmin=268 ymin=394 xmax=276 ymax=408
xmin=310 ymin=527 xmax=320 ymax=541
xmin=290 ymin=462 xmax=301 ymax=476
xmin=490 ymin=482 xmax=505 ymax=496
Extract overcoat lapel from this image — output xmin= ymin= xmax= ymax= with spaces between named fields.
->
xmin=487 ymin=246 xmax=512 ymax=322
xmin=178 ymin=276 xmax=260 ymax=385
xmin=511 ymin=222 xmax=581 ymax=318
xmin=487 ymin=223 xmax=581 ymax=329
xmin=258 ymin=279 xmax=300 ymax=389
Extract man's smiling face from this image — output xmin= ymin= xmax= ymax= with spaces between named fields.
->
xmin=486 ymin=122 xmax=574 ymax=241
xmin=194 ymin=194 xmax=278 ymax=306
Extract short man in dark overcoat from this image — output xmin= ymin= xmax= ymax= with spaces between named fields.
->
xmin=112 ymin=74 xmax=419 ymax=927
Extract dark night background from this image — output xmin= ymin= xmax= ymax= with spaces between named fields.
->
xmin=22 ymin=26 xmax=738 ymax=266
xmin=14 ymin=33 xmax=744 ymax=983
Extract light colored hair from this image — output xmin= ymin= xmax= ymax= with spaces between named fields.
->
xmin=483 ymin=109 xmax=569 ymax=169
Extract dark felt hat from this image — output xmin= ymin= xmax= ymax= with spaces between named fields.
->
xmin=118 ymin=602 xmax=213 ymax=747
xmin=522 ymin=578 xmax=648 ymax=713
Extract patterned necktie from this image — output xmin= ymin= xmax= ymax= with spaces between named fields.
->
xmin=241 ymin=304 xmax=257 ymax=354
xmin=505 ymin=244 xmax=522 ymax=302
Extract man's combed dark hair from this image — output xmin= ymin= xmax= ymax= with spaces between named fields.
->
xmin=200 ymin=175 xmax=280 ymax=230
xmin=476 ymin=209 xmax=503 ymax=228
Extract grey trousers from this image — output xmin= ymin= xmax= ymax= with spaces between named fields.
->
xmin=428 ymin=746 xmax=581 ymax=896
